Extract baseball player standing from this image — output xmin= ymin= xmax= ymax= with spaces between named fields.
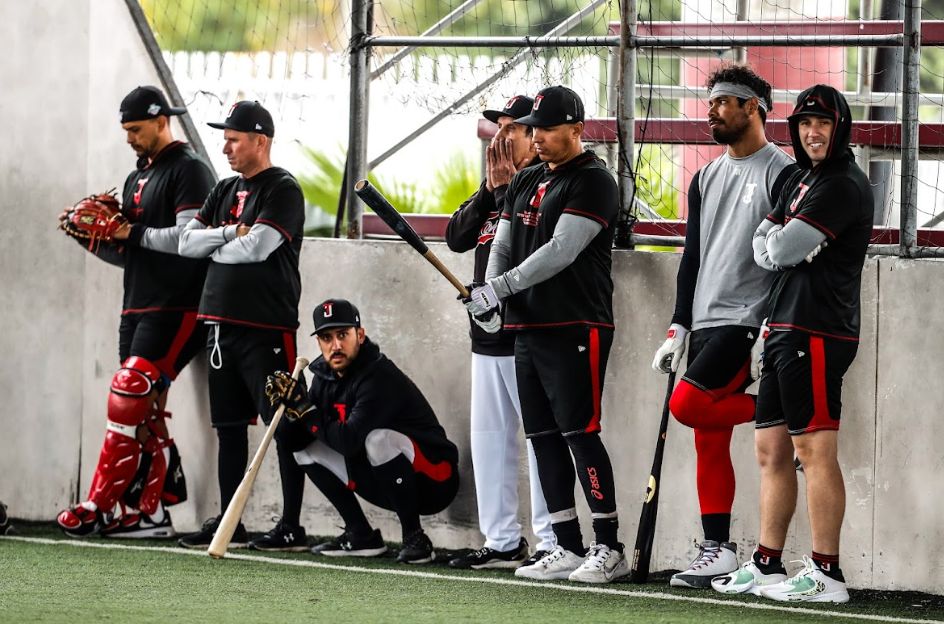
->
xmin=651 ymin=65 xmax=796 ymax=588
xmin=56 ymin=86 xmax=215 ymax=538
xmin=445 ymin=95 xmax=556 ymax=570
xmin=712 ymin=85 xmax=872 ymax=603
xmin=176 ymin=101 xmax=308 ymax=551
xmin=464 ymin=85 xmax=626 ymax=584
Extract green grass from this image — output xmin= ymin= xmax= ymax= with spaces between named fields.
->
xmin=1 ymin=525 xmax=942 ymax=624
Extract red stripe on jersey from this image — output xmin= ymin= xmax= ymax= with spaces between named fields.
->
xmin=153 ymin=311 xmax=198 ymax=381
xmin=282 ymin=332 xmax=297 ymax=370
xmin=807 ymin=336 xmax=837 ymax=432
xmin=411 ymin=439 xmax=452 ymax=482
xmin=791 ymin=213 xmax=836 ymax=239
xmin=121 ymin=306 xmax=198 ymax=315
xmin=563 ymin=208 xmax=609 ymax=227
xmin=196 ymin=314 xmax=297 ymax=332
xmin=767 ymin=323 xmax=859 ymax=342
xmin=194 ymin=215 xmax=209 ymax=226
xmin=585 ymin=327 xmax=602 ymax=433
xmin=175 ymin=203 xmax=203 ymax=213
xmin=766 ymin=214 xmax=782 ymax=225
xmin=256 ymin=218 xmax=293 ymax=241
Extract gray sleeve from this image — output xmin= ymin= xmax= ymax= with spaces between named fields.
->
xmin=489 ymin=213 xmax=602 ymax=298
xmin=178 ymin=219 xmax=238 ymax=258
xmin=753 ymin=219 xmax=782 ymax=271
xmin=484 ymin=218 xmax=512 ymax=281
xmin=210 ymin=223 xmax=285 ymax=264
xmin=140 ymin=208 xmax=200 ymax=253
xmin=766 ymin=218 xmax=827 ymax=268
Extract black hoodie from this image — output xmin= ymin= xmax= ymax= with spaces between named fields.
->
xmin=765 ymin=85 xmax=874 ymax=341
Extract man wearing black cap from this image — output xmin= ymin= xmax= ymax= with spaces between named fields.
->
xmin=462 ymin=85 xmax=626 ymax=584
xmin=445 ymin=95 xmax=556 ymax=571
xmin=56 ymin=85 xmax=215 ymax=539
xmin=266 ymin=299 xmax=459 ymax=564
xmin=176 ymin=101 xmax=308 ymax=551
xmin=712 ymin=85 xmax=872 ymax=603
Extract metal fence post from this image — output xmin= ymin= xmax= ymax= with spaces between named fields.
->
xmin=347 ymin=0 xmax=372 ymax=239
xmin=900 ymin=0 xmax=921 ymax=256
xmin=614 ymin=0 xmax=637 ymax=247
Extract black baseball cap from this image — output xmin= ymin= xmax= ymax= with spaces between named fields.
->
xmin=788 ymin=84 xmax=841 ymax=123
xmin=483 ymin=95 xmax=535 ymax=124
xmin=208 ymin=100 xmax=275 ymax=137
xmin=311 ymin=299 xmax=361 ymax=335
xmin=120 ymin=86 xmax=186 ymax=123
xmin=514 ymin=85 xmax=585 ymax=127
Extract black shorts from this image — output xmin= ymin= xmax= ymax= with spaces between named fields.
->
xmin=348 ymin=452 xmax=460 ymax=516
xmin=683 ymin=325 xmax=756 ymax=395
xmin=118 ymin=310 xmax=207 ymax=380
xmin=206 ymin=323 xmax=297 ymax=428
xmin=515 ymin=326 xmax=613 ymax=438
xmin=755 ymin=331 xmax=858 ymax=435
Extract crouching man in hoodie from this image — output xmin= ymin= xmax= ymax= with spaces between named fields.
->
xmin=266 ymin=298 xmax=460 ymax=564
xmin=711 ymin=85 xmax=872 ymax=603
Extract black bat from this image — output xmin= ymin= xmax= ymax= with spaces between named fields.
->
xmin=354 ymin=179 xmax=469 ymax=298
xmin=629 ymin=369 xmax=676 ymax=583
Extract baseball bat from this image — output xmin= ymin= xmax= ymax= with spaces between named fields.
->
xmin=207 ymin=356 xmax=309 ymax=559
xmin=354 ymin=179 xmax=470 ymax=299
xmin=629 ymin=369 xmax=676 ymax=583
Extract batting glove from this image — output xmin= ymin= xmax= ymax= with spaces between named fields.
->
xmin=265 ymin=370 xmax=315 ymax=422
xmin=750 ymin=319 xmax=770 ymax=381
xmin=466 ymin=281 xmax=500 ymax=317
xmin=470 ymin=308 xmax=502 ymax=334
xmin=652 ymin=324 xmax=688 ymax=373
xmin=805 ymin=240 xmax=828 ymax=263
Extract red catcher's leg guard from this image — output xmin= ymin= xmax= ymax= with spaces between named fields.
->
xmin=694 ymin=427 xmax=736 ymax=515
xmin=669 ymin=380 xmax=755 ymax=430
xmin=86 ymin=357 xmax=162 ymax=513
xmin=137 ymin=432 xmax=171 ymax=515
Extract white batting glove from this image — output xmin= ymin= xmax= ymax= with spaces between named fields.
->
xmin=805 ymin=240 xmax=828 ymax=263
xmin=750 ymin=319 xmax=771 ymax=381
xmin=652 ymin=324 xmax=688 ymax=373
xmin=467 ymin=282 xmax=500 ymax=317
xmin=469 ymin=308 xmax=502 ymax=334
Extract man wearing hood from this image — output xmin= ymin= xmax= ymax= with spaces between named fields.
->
xmin=711 ymin=85 xmax=872 ymax=603
xmin=267 ymin=299 xmax=460 ymax=564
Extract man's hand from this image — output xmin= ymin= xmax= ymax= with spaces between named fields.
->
xmin=651 ymin=324 xmax=689 ymax=373
xmin=750 ymin=320 xmax=771 ymax=381
xmin=805 ymin=240 xmax=827 ymax=263
xmin=465 ymin=282 xmax=500 ymax=316
xmin=469 ymin=307 xmax=502 ymax=334
xmin=485 ymin=138 xmax=520 ymax=192
xmin=265 ymin=370 xmax=315 ymax=421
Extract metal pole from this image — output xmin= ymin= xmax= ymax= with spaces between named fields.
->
xmin=900 ymin=0 xmax=921 ymax=257
xmin=614 ymin=0 xmax=636 ymax=248
xmin=346 ymin=0 xmax=372 ymax=239
xmin=364 ymin=34 xmax=903 ymax=48
xmin=370 ymin=0 xmax=484 ymax=79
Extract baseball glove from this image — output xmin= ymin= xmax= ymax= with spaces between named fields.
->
xmin=60 ymin=191 xmax=127 ymax=250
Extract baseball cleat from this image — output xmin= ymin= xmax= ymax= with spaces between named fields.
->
xmin=177 ymin=515 xmax=248 ymax=550
xmin=568 ymin=542 xmax=630 ymax=584
xmin=670 ymin=540 xmax=739 ymax=588
xmin=312 ymin=528 xmax=387 ymax=557
xmin=449 ymin=537 xmax=528 ymax=570
xmin=57 ymin=502 xmax=105 ymax=538
xmin=397 ymin=529 xmax=435 ymax=564
xmin=250 ymin=518 xmax=309 ymax=552
xmin=514 ymin=545 xmax=584 ymax=581
xmin=711 ymin=558 xmax=787 ymax=595
xmin=759 ymin=556 xmax=849 ymax=603
xmin=101 ymin=507 xmax=175 ymax=539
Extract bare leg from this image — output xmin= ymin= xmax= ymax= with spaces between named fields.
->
xmin=793 ymin=430 xmax=843 ymax=554
xmin=756 ymin=425 xmax=796 ymax=550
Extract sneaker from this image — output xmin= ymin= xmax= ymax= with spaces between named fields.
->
xmin=759 ymin=556 xmax=849 ymax=603
xmin=568 ymin=542 xmax=630 ymax=584
xmin=520 ymin=549 xmax=551 ymax=568
xmin=397 ymin=529 xmax=435 ymax=564
xmin=0 ymin=501 xmax=13 ymax=536
xmin=250 ymin=518 xmax=309 ymax=552
xmin=514 ymin=545 xmax=584 ymax=581
xmin=669 ymin=540 xmax=739 ymax=588
xmin=311 ymin=528 xmax=387 ymax=557
xmin=102 ymin=507 xmax=175 ymax=539
xmin=177 ymin=516 xmax=248 ymax=550
xmin=449 ymin=538 xmax=528 ymax=569
xmin=711 ymin=559 xmax=788 ymax=595
xmin=57 ymin=502 xmax=106 ymax=538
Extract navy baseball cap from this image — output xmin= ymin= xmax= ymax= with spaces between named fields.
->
xmin=312 ymin=299 xmax=361 ymax=335
xmin=208 ymin=100 xmax=275 ymax=137
xmin=515 ymin=85 xmax=585 ymax=127
xmin=483 ymin=95 xmax=535 ymax=124
xmin=120 ymin=86 xmax=186 ymax=123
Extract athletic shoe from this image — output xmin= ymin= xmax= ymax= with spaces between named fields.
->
xmin=249 ymin=518 xmax=309 ymax=552
xmin=448 ymin=537 xmax=528 ymax=569
xmin=759 ymin=556 xmax=849 ymax=603
xmin=711 ymin=559 xmax=788 ymax=595
xmin=311 ymin=528 xmax=387 ymax=557
xmin=397 ymin=529 xmax=435 ymax=564
xmin=57 ymin=502 xmax=106 ymax=538
xmin=101 ymin=507 xmax=175 ymax=539
xmin=520 ymin=549 xmax=551 ymax=568
xmin=669 ymin=540 xmax=739 ymax=588
xmin=0 ymin=501 xmax=13 ymax=536
xmin=177 ymin=516 xmax=248 ymax=550
xmin=514 ymin=545 xmax=584 ymax=581
xmin=568 ymin=542 xmax=630 ymax=584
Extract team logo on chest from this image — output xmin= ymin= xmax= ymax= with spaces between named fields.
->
xmin=334 ymin=402 xmax=348 ymax=423
xmin=477 ymin=211 xmax=500 ymax=245
xmin=230 ymin=190 xmax=250 ymax=220
xmin=788 ymin=182 xmax=810 ymax=215
xmin=133 ymin=178 xmax=149 ymax=206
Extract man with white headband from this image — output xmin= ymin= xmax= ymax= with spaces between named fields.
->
xmin=651 ymin=64 xmax=796 ymax=589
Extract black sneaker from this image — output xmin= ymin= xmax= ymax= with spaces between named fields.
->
xmin=449 ymin=537 xmax=528 ymax=569
xmin=250 ymin=518 xmax=309 ymax=552
xmin=397 ymin=529 xmax=435 ymax=564
xmin=0 ymin=501 xmax=13 ymax=535
xmin=311 ymin=528 xmax=387 ymax=557
xmin=102 ymin=507 xmax=175 ymax=539
xmin=520 ymin=549 xmax=551 ymax=568
xmin=177 ymin=516 xmax=248 ymax=550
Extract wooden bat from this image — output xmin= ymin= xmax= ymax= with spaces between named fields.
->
xmin=354 ymin=179 xmax=470 ymax=299
xmin=207 ymin=356 xmax=310 ymax=559
xmin=629 ymin=369 xmax=676 ymax=582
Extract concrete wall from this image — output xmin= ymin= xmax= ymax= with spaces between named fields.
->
xmin=3 ymin=0 xmax=944 ymax=596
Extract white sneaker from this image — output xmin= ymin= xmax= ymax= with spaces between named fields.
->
xmin=759 ymin=556 xmax=849 ymax=603
xmin=669 ymin=540 xmax=739 ymax=588
xmin=711 ymin=558 xmax=788 ymax=595
xmin=514 ymin=545 xmax=584 ymax=581
xmin=568 ymin=542 xmax=630 ymax=584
